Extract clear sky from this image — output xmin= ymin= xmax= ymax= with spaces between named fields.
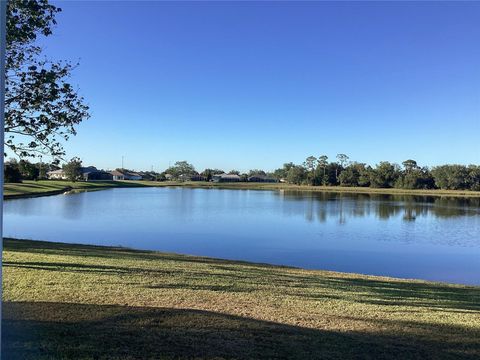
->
xmin=31 ymin=1 xmax=480 ymax=172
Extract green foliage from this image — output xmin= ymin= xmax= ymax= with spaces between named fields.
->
xmin=62 ymin=157 xmax=82 ymax=182
xmin=395 ymin=166 xmax=434 ymax=190
xmin=272 ymin=163 xmax=295 ymax=180
xmin=369 ymin=162 xmax=401 ymax=188
xmin=248 ymin=169 xmax=267 ymax=177
xmin=6 ymin=0 xmax=89 ymax=160
xmin=286 ymin=165 xmax=306 ymax=185
xmin=4 ymin=159 xmax=22 ymax=183
xmin=18 ymin=159 xmax=40 ymax=180
xmin=165 ymin=161 xmax=197 ymax=180
xmin=339 ymin=163 xmax=369 ymax=187
xmin=431 ymin=165 xmax=470 ymax=190
xmin=468 ymin=165 xmax=480 ymax=191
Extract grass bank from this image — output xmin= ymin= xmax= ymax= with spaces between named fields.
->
xmin=5 ymin=180 xmax=480 ymax=199
xmin=3 ymin=180 xmax=146 ymax=199
xmin=3 ymin=238 xmax=479 ymax=359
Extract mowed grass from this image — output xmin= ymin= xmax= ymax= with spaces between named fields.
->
xmin=3 ymin=180 xmax=146 ymax=198
xmin=5 ymin=179 xmax=480 ymax=199
xmin=3 ymin=239 xmax=480 ymax=359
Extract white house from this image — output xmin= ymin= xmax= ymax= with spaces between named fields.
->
xmin=47 ymin=169 xmax=67 ymax=180
xmin=109 ymin=169 xmax=143 ymax=181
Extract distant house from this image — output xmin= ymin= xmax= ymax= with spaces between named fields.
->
xmin=47 ymin=166 xmax=113 ymax=181
xmin=47 ymin=169 xmax=67 ymax=180
xmin=109 ymin=169 xmax=142 ymax=181
xmin=248 ymin=176 xmax=278 ymax=183
xmin=212 ymin=174 xmax=241 ymax=182
xmin=139 ymin=172 xmax=156 ymax=181
xmin=179 ymin=174 xmax=205 ymax=182
xmin=83 ymin=170 xmax=113 ymax=181
xmin=164 ymin=174 xmax=174 ymax=181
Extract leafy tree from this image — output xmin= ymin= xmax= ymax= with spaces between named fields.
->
xmin=228 ymin=170 xmax=240 ymax=175
xmin=5 ymin=0 xmax=89 ymax=160
xmin=165 ymin=161 xmax=197 ymax=179
xmin=317 ymin=155 xmax=328 ymax=185
xmin=286 ymin=165 xmax=306 ymax=185
xmin=248 ymin=169 xmax=266 ymax=177
xmin=369 ymin=162 xmax=400 ymax=188
xmin=468 ymin=165 xmax=480 ymax=191
xmin=402 ymin=159 xmax=418 ymax=172
xmin=395 ymin=167 xmax=434 ymax=189
xmin=303 ymin=156 xmax=317 ymax=185
xmin=338 ymin=162 xmax=368 ymax=187
xmin=431 ymin=165 xmax=470 ymax=190
xmin=303 ymin=156 xmax=317 ymax=172
xmin=37 ymin=161 xmax=47 ymax=179
xmin=336 ymin=154 xmax=349 ymax=168
xmin=4 ymin=159 xmax=22 ymax=183
xmin=272 ymin=162 xmax=295 ymax=180
xmin=200 ymin=168 xmax=224 ymax=181
xmin=335 ymin=154 xmax=349 ymax=181
xmin=18 ymin=159 xmax=39 ymax=180
xmin=62 ymin=157 xmax=82 ymax=182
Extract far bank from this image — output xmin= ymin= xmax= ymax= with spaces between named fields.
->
xmin=5 ymin=179 xmax=480 ymax=200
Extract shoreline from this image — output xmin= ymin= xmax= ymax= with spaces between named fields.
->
xmin=5 ymin=179 xmax=480 ymax=200
xmin=5 ymin=237 xmax=479 ymax=288
xmin=4 ymin=238 xmax=480 ymax=359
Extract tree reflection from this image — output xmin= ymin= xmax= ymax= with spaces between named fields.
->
xmin=276 ymin=191 xmax=480 ymax=224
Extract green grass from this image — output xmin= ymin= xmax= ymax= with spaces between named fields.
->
xmin=5 ymin=180 xmax=480 ymax=199
xmin=3 ymin=238 xmax=480 ymax=359
xmin=3 ymin=180 xmax=147 ymax=198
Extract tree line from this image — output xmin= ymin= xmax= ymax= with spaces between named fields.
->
xmin=5 ymin=156 xmax=480 ymax=192
xmin=159 ymin=157 xmax=480 ymax=191
xmin=271 ymin=155 xmax=480 ymax=191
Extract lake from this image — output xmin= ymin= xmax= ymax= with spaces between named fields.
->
xmin=4 ymin=187 xmax=480 ymax=285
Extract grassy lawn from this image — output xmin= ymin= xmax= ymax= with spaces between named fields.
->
xmin=3 ymin=180 xmax=147 ymax=198
xmin=3 ymin=239 xmax=479 ymax=359
xmin=5 ymin=180 xmax=480 ymax=199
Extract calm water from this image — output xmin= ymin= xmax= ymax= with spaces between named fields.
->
xmin=4 ymin=187 xmax=480 ymax=285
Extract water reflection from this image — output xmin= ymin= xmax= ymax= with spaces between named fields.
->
xmin=3 ymin=188 xmax=480 ymax=285
xmin=277 ymin=191 xmax=480 ymax=224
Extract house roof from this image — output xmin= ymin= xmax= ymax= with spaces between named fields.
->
xmin=215 ymin=174 xmax=241 ymax=179
xmin=110 ymin=170 xmax=124 ymax=176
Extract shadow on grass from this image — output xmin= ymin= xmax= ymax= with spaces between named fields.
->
xmin=5 ymin=239 xmax=480 ymax=313
xmin=3 ymin=301 xmax=479 ymax=360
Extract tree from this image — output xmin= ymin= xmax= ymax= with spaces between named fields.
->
xmin=335 ymin=154 xmax=349 ymax=182
xmin=286 ymin=165 xmax=306 ymax=185
xmin=18 ymin=159 xmax=39 ymax=180
xmin=5 ymin=0 xmax=89 ymax=160
xmin=272 ymin=162 xmax=295 ymax=180
xmin=165 ymin=161 xmax=197 ymax=179
xmin=369 ymin=162 xmax=400 ymax=188
xmin=4 ymin=159 xmax=22 ymax=183
xmin=62 ymin=157 xmax=82 ymax=182
xmin=248 ymin=169 xmax=266 ymax=177
xmin=338 ymin=162 xmax=368 ymax=187
xmin=336 ymin=154 xmax=349 ymax=168
xmin=395 ymin=167 xmax=434 ymax=189
xmin=303 ymin=156 xmax=317 ymax=185
xmin=317 ymin=155 xmax=328 ymax=185
xmin=303 ymin=156 xmax=317 ymax=172
xmin=468 ymin=165 xmax=480 ymax=191
xmin=431 ymin=165 xmax=469 ymax=190
xmin=402 ymin=159 xmax=418 ymax=172
xmin=228 ymin=170 xmax=240 ymax=175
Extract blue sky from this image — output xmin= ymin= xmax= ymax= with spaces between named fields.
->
xmin=30 ymin=1 xmax=480 ymax=172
